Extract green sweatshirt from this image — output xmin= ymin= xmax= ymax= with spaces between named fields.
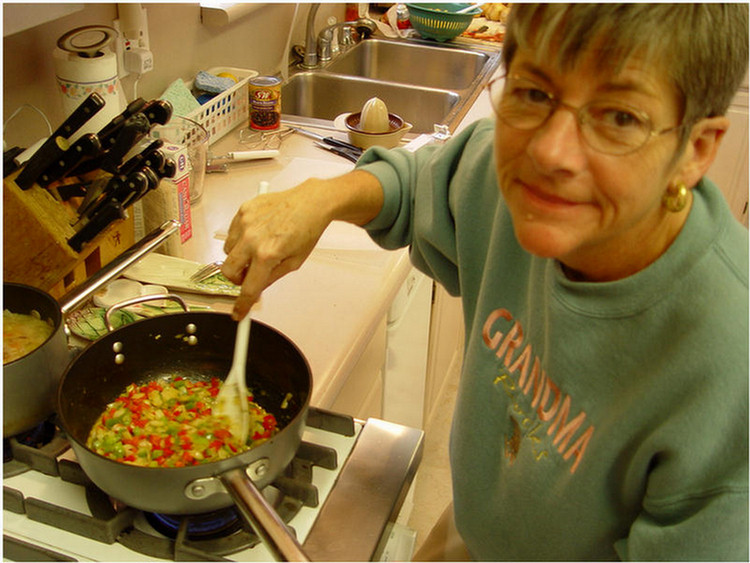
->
xmin=358 ymin=118 xmax=749 ymax=561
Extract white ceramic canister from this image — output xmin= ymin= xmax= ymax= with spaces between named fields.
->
xmin=53 ymin=25 xmax=125 ymax=141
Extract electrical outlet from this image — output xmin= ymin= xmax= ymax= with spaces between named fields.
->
xmin=113 ymin=5 xmax=151 ymax=79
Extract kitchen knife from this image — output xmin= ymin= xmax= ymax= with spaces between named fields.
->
xmin=313 ymin=141 xmax=360 ymax=164
xmin=97 ymin=97 xmax=147 ymax=148
xmin=291 ymin=126 xmax=363 ymax=156
xmin=139 ymin=99 xmax=173 ymax=127
xmin=126 ymin=166 xmax=161 ymax=206
xmin=15 ymin=92 xmax=106 ymax=190
xmin=101 ymin=113 xmax=152 ymax=172
xmin=56 ymin=182 xmax=88 ymax=201
xmin=76 ymin=174 xmax=121 ymax=222
xmin=118 ymin=139 xmax=165 ymax=176
xmin=37 ymin=133 xmax=102 ymax=187
xmin=4 ymin=146 xmax=25 ymax=178
xmin=71 ymin=112 xmax=152 ymax=176
xmin=68 ymin=199 xmax=127 ymax=252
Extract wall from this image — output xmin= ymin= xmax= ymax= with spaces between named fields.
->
xmin=3 ymin=2 xmax=344 ymax=148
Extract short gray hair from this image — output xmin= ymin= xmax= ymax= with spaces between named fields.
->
xmin=503 ymin=4 xmax=748 ymax=140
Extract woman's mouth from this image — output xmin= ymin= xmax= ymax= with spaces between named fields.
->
xmin=519 ymin=180 xmax=580 ymax=212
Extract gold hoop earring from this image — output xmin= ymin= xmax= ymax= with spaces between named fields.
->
xmin=663 ymin=182 xmax=688 ymax=213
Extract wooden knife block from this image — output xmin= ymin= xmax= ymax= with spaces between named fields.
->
xmin=3 ymin=171 xmax=134 ymax=299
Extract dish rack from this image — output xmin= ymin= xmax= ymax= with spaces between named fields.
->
xmin=185 ymin=66 xmax=259 ymax=145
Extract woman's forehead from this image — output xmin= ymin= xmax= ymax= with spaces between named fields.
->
xmin=514 ymin=35 xmax=671 ymax=93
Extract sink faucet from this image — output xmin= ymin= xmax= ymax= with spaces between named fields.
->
xmin=300 ymin=3 xmax=376 ymax=69
xmin=301 ymin=3 xmax=321 ymax=69
xmin=317 ymin=18 xmax=377 ymax=63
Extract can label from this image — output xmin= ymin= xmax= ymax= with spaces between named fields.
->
xmin=249 ymin=76 xmax=281 ymax=130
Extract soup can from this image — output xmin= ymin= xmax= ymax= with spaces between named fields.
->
xmin=249 ymin=76 xmax=282 ymax=130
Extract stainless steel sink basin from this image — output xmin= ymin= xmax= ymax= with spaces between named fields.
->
xmin=281 ymin=37 xmax=502 ymax=135
xmin=325 ymin=38 xmax=491 ymax=91
xmin=282 ymin=72 xmax=459 ymax=134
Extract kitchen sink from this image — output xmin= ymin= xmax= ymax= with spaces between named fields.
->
xmin=282 ymin=72 xmax=459 ymax=134
xmin=281 ymin=37 xmax=502 ymax=135
xmin=325 ymin=38 xmax=491 ymax=91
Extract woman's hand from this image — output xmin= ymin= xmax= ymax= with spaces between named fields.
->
xmin=221 ymin=170 xmax=384 ymax=319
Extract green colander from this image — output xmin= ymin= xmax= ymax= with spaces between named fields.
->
xmin=405 ymin=3 xmax=482 ymax=42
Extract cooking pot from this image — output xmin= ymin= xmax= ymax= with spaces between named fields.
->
xmin=57 ymin=302 xmax=312 ymax=561
xmin=3 ymin=220 xmax=179 ymax=437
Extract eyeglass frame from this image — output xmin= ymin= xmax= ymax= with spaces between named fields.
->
xmin=486 ymin=74 xmax=684 ymax=156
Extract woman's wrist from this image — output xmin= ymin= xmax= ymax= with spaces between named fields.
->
xmin=309 ymin=169 xmax=385 ymax=227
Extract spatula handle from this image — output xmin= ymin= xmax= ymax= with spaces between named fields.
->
xmin=232 ymin=313 xmax=252 ymax=372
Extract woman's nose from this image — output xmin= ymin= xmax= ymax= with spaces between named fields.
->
xmin=526 ymin=107 xmax=587 ymax=175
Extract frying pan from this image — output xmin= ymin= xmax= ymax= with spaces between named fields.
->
xmin=57 ymin=305 xmax=312 ymax=561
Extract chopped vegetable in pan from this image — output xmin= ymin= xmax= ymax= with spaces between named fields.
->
xmin=86 ymin=376 xmax=277 ymax=467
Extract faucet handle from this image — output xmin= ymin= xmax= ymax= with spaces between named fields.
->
xmin=339 ymin=25 xmax=356 ymax=49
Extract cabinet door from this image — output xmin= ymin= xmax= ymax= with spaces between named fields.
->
xmin=707 ymin=90 xmax=749 ymax=227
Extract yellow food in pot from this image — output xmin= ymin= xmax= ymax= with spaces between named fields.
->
xmin=3 ymin=310 xmax=54 ymax=364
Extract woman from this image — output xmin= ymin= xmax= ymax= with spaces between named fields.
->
xmin=222 ymin=4 xmax=748 ymax=560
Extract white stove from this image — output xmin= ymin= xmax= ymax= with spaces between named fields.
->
xmin=3 ymin=409 xmax=423 ymax=561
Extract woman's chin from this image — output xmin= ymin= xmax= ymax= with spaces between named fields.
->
xmin=512 ymin=219 xmax=578 ymax=260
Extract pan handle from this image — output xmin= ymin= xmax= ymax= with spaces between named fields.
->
xmin=104 ymin=293 xmax=188 ymax=331
xmin=59 ymin=220 xmax=180 ymax=315
xmin=220 ymin=467 xmax=310 ymax=562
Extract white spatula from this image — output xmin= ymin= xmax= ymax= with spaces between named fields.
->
xmin=214 ymin=312 xmax=252 ymax=445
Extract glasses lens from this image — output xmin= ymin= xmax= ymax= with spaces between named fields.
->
xmin=489 ymin=76 xmax=657 ymax=155
xmin=581 ymin=102 xmax=652 ymax=155
xmin=493 ymin=77 xmax=554 ymax=131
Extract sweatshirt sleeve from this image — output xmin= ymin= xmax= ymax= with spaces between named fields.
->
xmin=356 ymin=118 xmax=497 ymax=296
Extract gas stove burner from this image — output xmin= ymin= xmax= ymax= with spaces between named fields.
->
xmin=5 ymin=419 xmax=58 ymax=459
xmin=3 ymin=420 xmax=69 ymax=478
xmin=145 ymin=506 xmax=243 ymax=540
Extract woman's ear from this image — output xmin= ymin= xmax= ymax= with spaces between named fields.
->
xmin=676 ymin=116 xmax=730 ymax=188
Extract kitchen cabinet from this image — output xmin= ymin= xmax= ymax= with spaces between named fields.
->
xmin=330 ymin=316 xmax=387 ymax=420
xmin=3 ymin=4 xmax=84 ymax=37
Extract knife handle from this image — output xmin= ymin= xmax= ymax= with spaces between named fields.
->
xmin=68 ymin=200 xmax=126 ymax=252
xmin=14 ymin=136 xmax=71 ymax=190
xmin=15 ymin=93 xmax=106 ymax=190
xmin=37 ymin=133 xmax=102 ymax=187
xmin=228 ymin=150 xmax=280 ymax=161
xmin=102 ymin=113 xmax=151 ymax=173
xmin=97 ymin=97 xmax=147 ymax=146
xmin=53 ymin=92 xmax=106 ymax=139
xmin=324 ymin=136 xmax=362 ymax=155
xmin=140 ymin=99 xmax=173 ymax=126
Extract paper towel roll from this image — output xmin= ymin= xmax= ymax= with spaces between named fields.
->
xmin=53 ymin=27 xmax=124 ymax=140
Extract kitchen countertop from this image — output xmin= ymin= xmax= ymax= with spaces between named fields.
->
xmin=172 ymin=84 xmax=495 ymax=410
xmin=177 ymin=123 xmax=413 ymax=409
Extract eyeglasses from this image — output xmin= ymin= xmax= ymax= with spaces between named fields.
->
xmin=488 ymin=74 xmax=682 ymax=156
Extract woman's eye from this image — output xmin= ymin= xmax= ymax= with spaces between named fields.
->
xmin=593 ymin=106 xmax=647 ymax=129
xmin=512 ymin=87 xmax=551 ymax=105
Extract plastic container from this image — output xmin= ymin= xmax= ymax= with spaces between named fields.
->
xmin=405 ymin=3 xmax=481 ymax=41
xmin=185 ymin=66 xmax=259 ymax=145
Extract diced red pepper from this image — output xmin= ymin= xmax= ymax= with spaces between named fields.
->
xmin=213 ymin=428 xmax=231 ymax=440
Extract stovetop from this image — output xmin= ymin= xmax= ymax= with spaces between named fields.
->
xmin=3 ymin=408 xmax=423 ymax=562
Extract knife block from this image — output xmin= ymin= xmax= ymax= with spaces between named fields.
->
xmin=3 ymin=171 xmax=134 ymax=299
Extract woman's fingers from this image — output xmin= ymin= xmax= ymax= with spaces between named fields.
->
xmin=221 ymin=186 xmax=328 ymax=319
